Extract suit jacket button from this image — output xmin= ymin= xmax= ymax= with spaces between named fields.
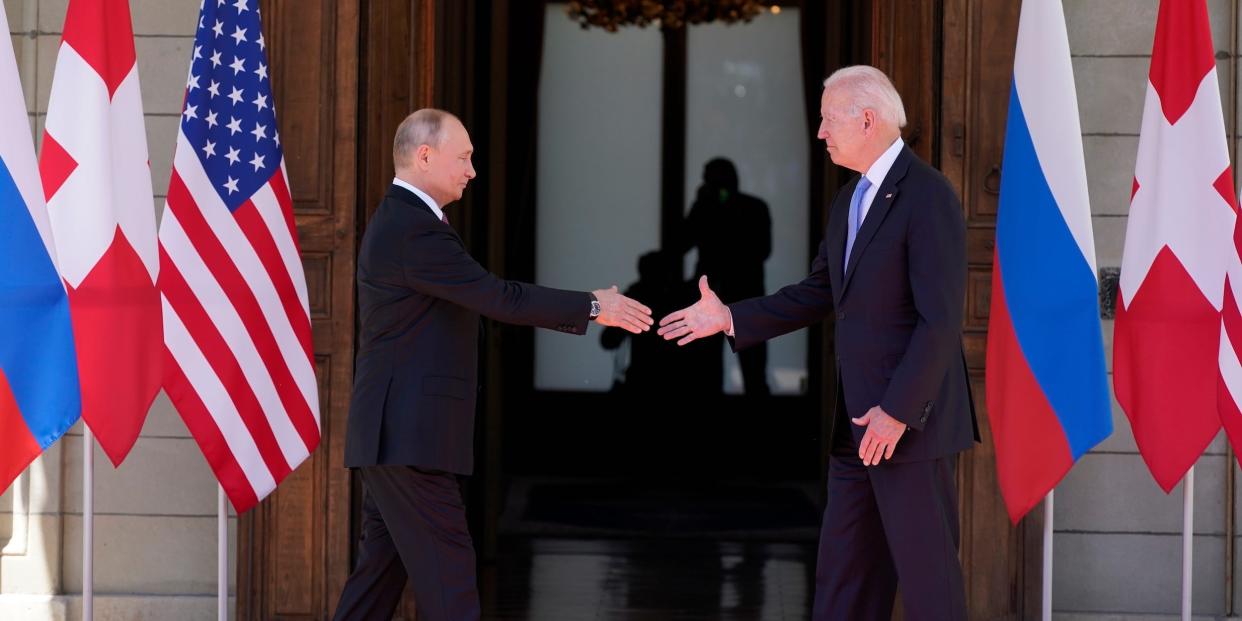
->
xmin=920 ymin=414 xmax=929 ymax=424
xmin=836 ymin=311 xmax=846 ymax=320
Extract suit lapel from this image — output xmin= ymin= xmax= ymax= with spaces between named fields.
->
xmin=826 ymin=180 xmax=852 ymax=306
xmin=841 ymin=147 xmax=914 ymax=295
xmin=386 ymin=184 xmax=461 ymax=241
xmin=387 ymin=185 xmax=436 ymax=217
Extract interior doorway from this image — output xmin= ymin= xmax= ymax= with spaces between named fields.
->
xmin=473 ymin=5 xmax=849 ymax=618
xmin=492 ymin=3 xmax=844 ymax=550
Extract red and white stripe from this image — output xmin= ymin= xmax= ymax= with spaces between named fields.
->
xmin=1221 ymin=173 xmax=1242 ymax=459
xmin=159 ymin=131 xmax=318 ymax=512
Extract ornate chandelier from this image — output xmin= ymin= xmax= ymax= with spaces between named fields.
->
xmin=566 ymin=0 xmax=772 ymax=32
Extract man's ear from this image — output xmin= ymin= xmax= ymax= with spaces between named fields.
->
xmin=416 ymin=144 xmax=433 ymax=170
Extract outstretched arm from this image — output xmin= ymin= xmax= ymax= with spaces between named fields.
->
xmin=593 ymin=286 xmax=654 ymax=334
xmin=724 ymin=236 xmax=834 ymax=351
xmin=403 ymin=228 xmax=651 ymax=334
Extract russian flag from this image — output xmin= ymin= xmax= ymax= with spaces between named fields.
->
xmin=0 ymin=3 xmax=83 ymax=494
xmin=986 ymin=0 xmax=1113 ymax=524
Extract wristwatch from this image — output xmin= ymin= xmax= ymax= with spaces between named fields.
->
xmin=588 ymin=293 xmax=602 ymax=320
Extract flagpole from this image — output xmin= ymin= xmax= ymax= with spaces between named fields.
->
xmin=1043 ymin=490 xmax=1053 ymax=621
xmin=82 ymin=428 xmax=93 ymax=621
xmin=219 ymin=485 xmax=227 ymax=621
xmin=1183 ymin=465 xmax=1195 ymax=621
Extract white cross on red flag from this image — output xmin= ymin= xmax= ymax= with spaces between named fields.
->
xmin=1114 ymin=0 xmax=1237 ymax=492
xmin=40 ymin=0 xmax=161 ymax=466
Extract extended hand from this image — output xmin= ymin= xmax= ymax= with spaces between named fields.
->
xmin=593 ymin=286 xmax=654 ymax=334
xmin=657 ymin=276 xmax=731 ymax=346
xmin=852 ymin=406 xmax=907 ymax=466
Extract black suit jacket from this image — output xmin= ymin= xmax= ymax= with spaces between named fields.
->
xmin=729 ymin=146 xmax=979 ymax=462
xmin=345 ymin=185 xmax=591 ymax=473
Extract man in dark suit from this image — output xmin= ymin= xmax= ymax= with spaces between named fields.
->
xmin=333 ymin=108 xmax=653 ymax=621
xmin=658 ymin=66 xmax=977 ymax=620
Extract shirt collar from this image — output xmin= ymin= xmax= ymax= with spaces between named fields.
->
xmin=862 ymin=137 xmax=905 ymax=189
xmin=392 ymin=177 xmax=445 ymax=221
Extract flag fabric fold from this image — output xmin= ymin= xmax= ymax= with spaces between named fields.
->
xmin=0 ymin=3 xmax=82 ymax=494
xmin=986 ymin=0 xmax=1113 ymax=523
xmin=40 ymin=0 xmax=161 ymax=466
xmin=1115 ymin=0 xmax=1235 ymax=493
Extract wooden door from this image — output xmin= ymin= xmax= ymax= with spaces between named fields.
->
xmin=939 ymin=0 xmax=1041 ymax=618
xmin=873 ymin=0 xmax=1036 ymax=618
xmin=236 ymin=1 xmax=360 ymax=619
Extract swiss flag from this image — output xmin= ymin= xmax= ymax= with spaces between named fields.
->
xmin=39 ymin=0 xmax=160 ymax=465
xmin=1114 ymin=0 xmax=1235 ymax=493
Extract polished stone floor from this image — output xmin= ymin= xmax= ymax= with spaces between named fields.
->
xmin=479 ymin=537 xmax=817 ymax=620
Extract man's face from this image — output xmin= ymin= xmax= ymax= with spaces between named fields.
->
xmin=816 ymin=90 xmax=869 ymax=172
xmin=425 ymin=119 xmax=476 ymax=205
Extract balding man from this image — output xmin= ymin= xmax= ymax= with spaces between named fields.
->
xmin=659 ymin=66 xmax=977 ymax=620
xmin=335 ymin=109 xmax=653 ymax=621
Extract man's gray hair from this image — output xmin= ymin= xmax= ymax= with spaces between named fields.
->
xmin=393 ymin=108 xmax=458 ymax=168
xmin=822 ymin=66 xmax=907 ymax=129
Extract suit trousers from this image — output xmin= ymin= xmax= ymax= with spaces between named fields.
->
xmin=333 ymin=465 xmax=480 ymax=621
xmin=812 ymin=415 xmax=967 ymax=621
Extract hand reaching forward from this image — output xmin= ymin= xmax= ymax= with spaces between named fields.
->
xmin=593 ymin=286 xmax=654 ymax=334
xmin=852 ymin=406 xmax=907 ymax=466
xmin=657 ymin=276 xmax=732 ymax=346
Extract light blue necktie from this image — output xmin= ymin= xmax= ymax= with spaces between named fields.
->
xmin=844 ymin=176 xmax=872 ymax=270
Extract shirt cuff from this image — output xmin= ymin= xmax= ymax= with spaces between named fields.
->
xmin=725 ymin=307 xmax=735 ymax=337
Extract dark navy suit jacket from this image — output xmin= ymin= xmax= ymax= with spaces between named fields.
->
xmin=729 ymin=146 xmax=979 ymax=462
xmin=345 ymin=184 xmax=591 ymax=473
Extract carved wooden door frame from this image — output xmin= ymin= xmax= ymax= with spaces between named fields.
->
xmin=871 ymin=0 xmax=1040 ymax=618
xmin=236 ymin=1 xmax=359 ymax=618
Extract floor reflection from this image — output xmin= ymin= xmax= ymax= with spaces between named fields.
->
xmin=481 ymin=538 xmax=815 ymax=620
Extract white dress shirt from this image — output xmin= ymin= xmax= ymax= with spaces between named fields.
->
xmin=857 ymin=137 xmax=905 ymax=224
xmin=392 ymin=177 xmax=445 ymax=222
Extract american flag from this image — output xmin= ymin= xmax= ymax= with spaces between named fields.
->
xmin=159 ymin=0 xmax=319 ymax=512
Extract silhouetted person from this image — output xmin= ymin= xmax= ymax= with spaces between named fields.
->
xmin=602 ymin=250 xmax=722 ymax=395
xmin=677 ymin=158 xmax=772 ymax=395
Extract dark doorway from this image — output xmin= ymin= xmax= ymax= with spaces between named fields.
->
xmin=493 ymin=0 xmax=852 ymax=510
xmin=472 ymin=3 xmax=858 ymax=618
